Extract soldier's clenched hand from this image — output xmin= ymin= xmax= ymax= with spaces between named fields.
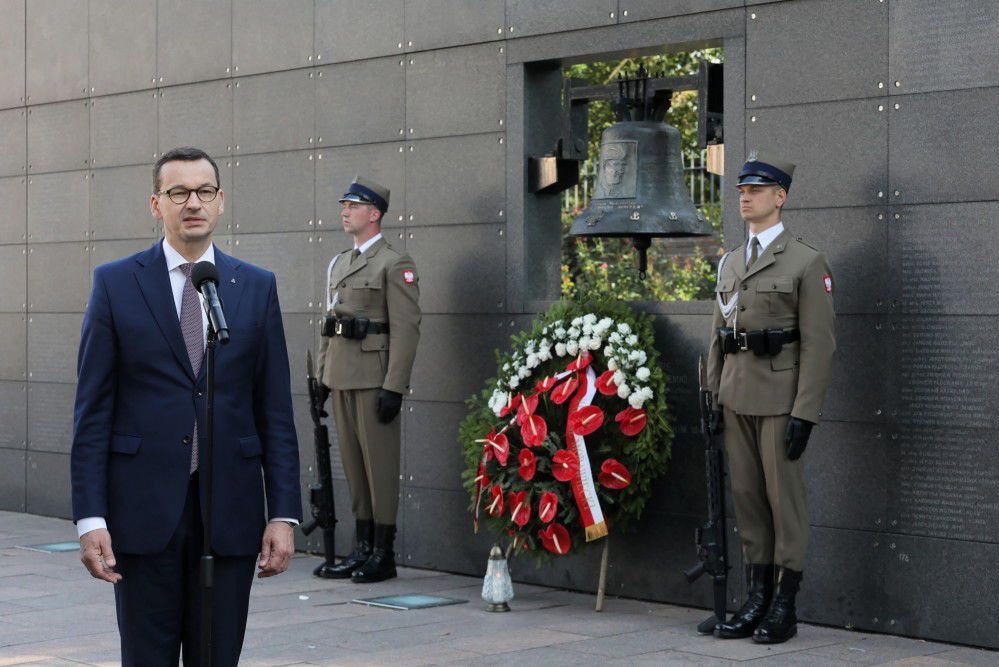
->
xmin=375 ymin=389 xmax=403 ymax=423
xmin=785 ymin=417 xmax=814 ymax=461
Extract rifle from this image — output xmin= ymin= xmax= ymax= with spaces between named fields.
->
xmin=301 ymin=350 xmax=338 ymax=578
xmin=684 ymin=356 xmax=730 ymax=634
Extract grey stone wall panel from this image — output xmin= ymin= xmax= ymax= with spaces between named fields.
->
xmin=27 ymin=171 xmax=91 ymax=244
xmin=620 ymin=0 xmax=741 ymax=23
xmin=90 ymin=166 xmax=160 ymax=242
xmin=405 ymin=42 xmax=506 ymax=139
xmin=746 ymin=0 xmax=887 ymax=108
xmin=90 ymin=239 xmax=159 ymax=272
xmin=401 ymin=400 xmax=466 ymax=492
xmin=0 ymin=0 xmax=25 ymax=110
xmin=232 ymin=0 xmax=314 ymax=76
xmin=404 ymin=0 xmax=505 ymax=51
xmin=27 ymin=101 xmax=91 ymax=174
xmin=315 ymin=0 xmax=405 ymax=64
xmin=89 ymin=0 xmax=157 ymax=97
xmin=25 ymin=0 xmax=88 ymax=105
xmin=27 ymin=242 xmax=91 ymax=313
xmin=746 ymin=99 xmax=887 ymax=210
xmin=27 ymin=382 xmax=75 ymax=455
xmin=27 ymin=314 xmax=81 ymax=384
xmin=806 ymin=421 xmax=887 ymax=532
xmin=822 ymin=315 xmax=889 ymax=424
xmin=506 ymin=0 xmax=618 ymax=38
xmin=798 ymin=527 xmax=886 ymax=631
xmin=889 ymin=0 xmax=999 ymax=95
xmin=0 ymin=447 xmax=26 ymax=512
xmin=26 ymin=451 xmax=71 ymax=518
xmin=316 ymin=57 xmax=405 ymax=147
xmin=281 ymin=313 xmax=318 ymax=397
xmin=158 ymin=80 xmax=233 ymax=158
xmin=889 ymin=88 xmax=999 ymax=205
xmin=157 ymin=0 xmax=233 ymax=87
xmin=0 ymin=382 xmax=27 ymax=451
xmin=90 ymin=92 xmax=158 ymax=169
xmin=231 ymin=150 xmax=315 ymax=235
xmin=0 ymin=176 xmax=27 ymax=244
xmin=404 ymin=133 xmax=505 ymax=226
xmin=0 ymin=315 xmax=26 ymax=381
xmin=233 ymin=70 xmax=316 ymax=155
xmin=0 ymin=245 xmax=26 ymax=313
xmin=404 ymin=224 xmax=506 ymax=314
xmin=229 ymin=232 xmax=316 ymax=313
xmin=0 ymin=109 xmax=27 ymax=177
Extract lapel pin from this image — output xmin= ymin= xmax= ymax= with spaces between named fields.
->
xmin=231 ymin=278 xmax=236 ymax=284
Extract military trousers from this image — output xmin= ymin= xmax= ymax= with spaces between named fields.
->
xmin=331 ymin=387 xmax=401 ymax=525
xmin=723 ymin=408 xmax=809 ymax=570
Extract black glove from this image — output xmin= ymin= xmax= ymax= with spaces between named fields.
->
xmin=709 ymin=409 xmax=724 ymax=435
xmin=785 ymin=417 xmax=814 ymax=461
xmin=376 ymin=389 xmax=403 ymax=424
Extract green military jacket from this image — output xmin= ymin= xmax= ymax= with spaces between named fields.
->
xmin=706 ymin=228 xmax=836 ymax=422
xmin=317 ymin=237 xmax=421 ymax=394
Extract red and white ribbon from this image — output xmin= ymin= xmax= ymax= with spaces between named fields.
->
xmin=557 ymin=365 xmax=607 ymax=541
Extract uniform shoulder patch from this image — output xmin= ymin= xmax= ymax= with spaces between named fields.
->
xmin=402 ymin=268 xmax=417 ymax=284
xmin=823 ymin=274 xmax=833 ymax=293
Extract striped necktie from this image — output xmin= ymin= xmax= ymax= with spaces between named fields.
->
xmin=178 ymin=263 xmax=203 ymax=474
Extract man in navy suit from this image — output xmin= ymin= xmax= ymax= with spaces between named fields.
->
xmin=71 ymin=147 xmax=302 ymax=666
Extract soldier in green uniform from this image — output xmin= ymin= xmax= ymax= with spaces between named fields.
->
xmin=316 ymin=177 xmax=421 ymax=583
xmin=706 ymin=153 xmax=836 ymax=643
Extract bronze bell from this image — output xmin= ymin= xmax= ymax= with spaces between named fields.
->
xmin=569 ymin=70 xmax=713 ymax=277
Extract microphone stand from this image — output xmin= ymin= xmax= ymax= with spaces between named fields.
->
xmin=200 ymin=323 xmax=218 ymax=667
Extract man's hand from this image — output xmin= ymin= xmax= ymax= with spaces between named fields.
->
xmin=79 ymin=528 xmax=122 ymax=583
xmin=316 ymin=383 xmax=331 ymax=418
xmin=257 ymin=522 xmax=295 ymax=578
xmin=375 ymin=388 xmax=403 ymax=424
xmin=785 ymin=417 xmax=814 ymax=461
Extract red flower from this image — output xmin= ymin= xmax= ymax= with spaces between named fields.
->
xmin=484 ymin=429 xmax=510 ymax=466
xmin=532 ymin=376 xmax=556 ymax=393
xmin=551 ymin=376 xmax=579 ymax=405
xmin=487 ymin=485 xmax=504 ymax=517
xmin=538 ymin=492 xmax=558 ymax=523
xmin=615 ymin=407 xmax=648 ymax=436
xmin=551 ymin=449 xmax=579 ymax=482
xmin=499 ymin=393 xmax=522 ymax=418
xmin=507 ymin=490 xmax=531 ymax=526
xmin=595 ymin=369 xmax=619 ymax=396
xmin=516 ymin=394 xmax=540 ymax=425
xmin=537 ymin=523 xmax=571 ymax=555
xmin=598 ymin=459 xmax=632 ymax=490
xmin=475 ymin=462 xmax=490 ymax=489
xmin=566 ymin=351 xmax=592 ymax=372
xmin=518 ymin=449 xmax=537 ymax=481
xmin=569 ymin=405 xmax=605 ymax=436
xmin=520 ymin=414 xmax=547 ymax=447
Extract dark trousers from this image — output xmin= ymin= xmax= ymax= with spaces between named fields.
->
xmin=113 ymin=475 xmax=256 ymax=667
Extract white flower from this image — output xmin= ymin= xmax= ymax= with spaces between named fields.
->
xmin=502 ymin=363 xmax=510 ymax=372
xmin=617 ymin=323 xmax=631 ymax=335
xmin=636 ymin=367 xmax=651 ymax=381
xmin=567 ymin=327 xmax=580 ymax=339
xmin=599 ymin=317 xmax=613 ymax=329
xmin=583 ymin=313 xmax=597 ymax=325
xmin=628 ymin=393 xmax=646 ymax=409
xmin=566 ymin=341 xmax=579 ymax=356
xmin=608 ymin=359 xmax=618 ymax=371
xmin=612 ymin=371 xmax=625 ymax=386
xmin=508 ymin=376 xmax=520 ymax=389
xmin=588 ymin=337 xmax=602 ymax=350
xmin=578 ymin=336 xmax=591 ymax=351
xmin=636 ymin=351 xmax=647 ymax=365
xmin=642 ymin=387 xmax=654 ymax=399
xmin=617 ymin=384 xmax=630 ymax=399
xmin=626 ymin=334 xmax=638 ymax=346
xmin=554 ymin=327 xmax=566 ymax=338
xmin=629 ymin=350 xmax=642 ymax=362
xmin=555 ymin=342 xmax=567 ymax=357
xmin=582 ymin=322 xmax=593 ymax=335
xmin=571 ymin=317 xmax=583 ymax=327
xmin=526 ymin=353 xmax=539 ymax=369
xmin=609 ymin=332 xmax=622 ymax=344
xmin=538 ymin=347 xmax=552 ymax=362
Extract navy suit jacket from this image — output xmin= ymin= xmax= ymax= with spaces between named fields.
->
xmin=71 ymin=241 xmax=302 ymax=556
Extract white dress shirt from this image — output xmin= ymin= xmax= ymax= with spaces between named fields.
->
xmin=78 ymin=240 xmax=296 ymax=537
xmin=745 ymin=221 xmax=785 ymax=264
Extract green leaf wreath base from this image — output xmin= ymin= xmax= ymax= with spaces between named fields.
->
xmin=460 ymin=297 xmax=672 ymax=562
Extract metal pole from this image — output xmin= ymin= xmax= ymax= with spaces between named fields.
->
xmin=200 ymin=328 xmax=216 ymax=667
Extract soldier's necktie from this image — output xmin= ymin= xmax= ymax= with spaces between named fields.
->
xmin=747 ymin=237 xmax=760 ymax=269
xmin=350 ymin=248 xmax=361 ymax=266
xmin=178 ymin=263 xmax=204 ymax=474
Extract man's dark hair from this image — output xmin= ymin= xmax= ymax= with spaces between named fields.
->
xmin=153 ymin=147 xmax=220 ymax=192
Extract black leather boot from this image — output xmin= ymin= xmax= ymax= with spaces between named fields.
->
xmin=352 ymin=523 xmax=397 ymax=583
xmin=325 ymin=519 xmax=373 ymax=579
xmin=714 ymin=564 xmax=774 ymax=639
xmin=753 ymin=567 xmax=803 ymax=644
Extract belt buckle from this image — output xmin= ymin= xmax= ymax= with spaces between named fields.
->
xmin=737 ymin=331 xmax=750 ymax=352
xmin=334 ymin=321 xmax=343 ymax=336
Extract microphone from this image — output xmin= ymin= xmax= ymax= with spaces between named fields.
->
xmin=190 ymin=261 xmax=230 ymax=344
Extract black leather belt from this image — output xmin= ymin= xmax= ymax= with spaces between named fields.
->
xmin=718 ymin=327 xmax=799 ymax=357
xmin=323 ymin=315 xmax=389 ymax=339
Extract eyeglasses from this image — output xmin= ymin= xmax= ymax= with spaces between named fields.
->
xmin=157 ymin=185 xmax=220 ymax=205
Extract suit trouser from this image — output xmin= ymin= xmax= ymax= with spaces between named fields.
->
xmin=723 ymin=408 xmax=809 ymax=570
xmin=113 ymin=474 xmax=256 ymax=667
xmin=332 ymin=387 xmax=401 ymax=525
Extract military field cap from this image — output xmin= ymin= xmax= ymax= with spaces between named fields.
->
xmin=738 ymin=151 xmax=795 ymax=192
xmin=339 ymin=176 xmax=390 ymax=213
